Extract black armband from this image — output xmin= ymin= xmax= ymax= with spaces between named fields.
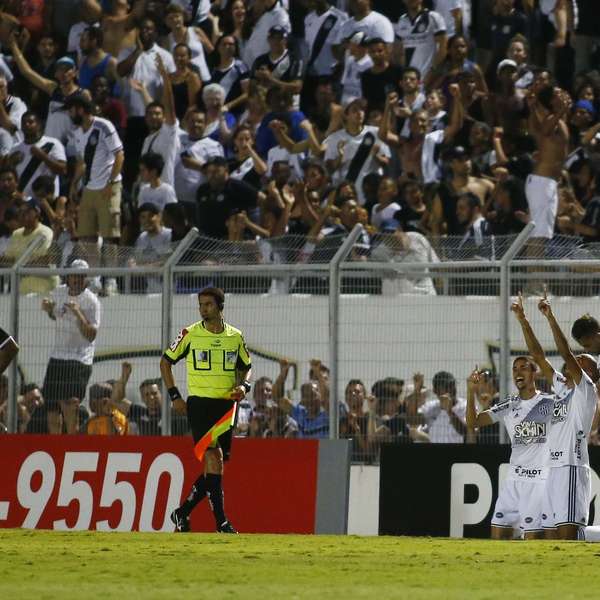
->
xmin=241 ymin=380 xmax=251 ymax=394
xmin=168 ymin=386 xmax=183 ymax=402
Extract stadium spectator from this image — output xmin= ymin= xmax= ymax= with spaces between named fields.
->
xmin=287 ymin=381 xmax=329 ymax=438
xmin=30 ymin=175 xmax=67 ymax=229
xmin=39 ymin=258 xmax=99 ymax=434
xmin=90 ymin=75 xmax=127 ymax=136
xmin=1 ymin=199 xmax=57 ymax=294
xmin=339 ymin=0 xmax=394 ymax=49
xmin=168 ymin=43 xmax=202 ymax=123
xmin=201 ymin=83 xmax=236 ymax=147
xmin=78 ymin=26 xmax=118 ymax=92
xmin=418 ymin=371 xmax=467 ymax=443
xmin=360 ymin=37 xmax=402 ymax=114
xmin=137 ymin=153 xmax=178 ymax=213
xmin=86 ymin=382 xmax=129 ymax=435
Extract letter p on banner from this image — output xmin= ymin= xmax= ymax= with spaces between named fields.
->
xmin=449 ymin=463 xmax=493 ymax=538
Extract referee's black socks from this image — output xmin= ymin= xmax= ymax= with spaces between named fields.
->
xmin=179 ymin=474 xmax=208 ymax=516
xmin=205 ymin=473 xmax=227 ymax=528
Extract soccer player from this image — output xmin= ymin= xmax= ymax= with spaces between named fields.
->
xmin=466 ymin=352 xmax=554 ymax=538
xmin=572 ymin=314 xmax=600 ymax=364
xmin=0 ymin=327 xmax=18 ymax=374
xmin=512 ymin=291 xmax=599 ymax=539
xmin=160 ymin=287 xmax=251 ymax=534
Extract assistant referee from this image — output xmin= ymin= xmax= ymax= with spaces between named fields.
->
xmin=160 ymin=287 xmax=251 ymax=533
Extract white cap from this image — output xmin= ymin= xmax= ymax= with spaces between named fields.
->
xmin=497 ymin=59 xmax=518 ymax=74
xmin=348 ymin=31 xmax=367 ymax=46
xmin=69 ymin=259 xmax=89 ymax=270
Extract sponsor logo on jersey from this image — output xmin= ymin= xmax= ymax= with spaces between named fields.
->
xmin=552 ymin=402 xmax=568 ymax=422
xmin=514 ymin=466 xmax=543 ymax=478
xmin=514 ymin=421 xmax=546 ymax=443
xmin=550 ymin=451 xmax=563 ymax=461
xmin=575 ymin=430 xmax=585 ymax=460
xmin=495 ymin=512 xmax=504 ymax=519
xmin=169 ymin=328 xmax=188 ymax=352
xmin=525 ymin=517 xmax=533 ymax=524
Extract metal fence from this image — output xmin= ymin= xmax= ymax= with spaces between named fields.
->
xmin=3 ymin=223 xmax=600 ymax=462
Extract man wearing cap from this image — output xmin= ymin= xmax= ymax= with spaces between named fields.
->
xmin=9 ymin=35 xmax=91 ymax=151
xmin=493 ymin=59 xmax=526 ymax=137
xmin=324 ymin=97 xmax=390 ymax=205
xmin=2 ymin=199 xmax=57 ymax=294
xmin=174 ymin=109 xmax=224 ymax=205
xmin=252 ymin=26 xmax=303 ymax=105
xmin=242 ymin=0 xmax=291 ymax=69
xmin=9 ymin=111 xmax=66 ymax=199
xmin=570 ymin=100 xmax=597 ymax=144
xmin=41 ymin=258 xmax=100 ymax=434
xmin=195 ymin=156 xmax=262 ymax=239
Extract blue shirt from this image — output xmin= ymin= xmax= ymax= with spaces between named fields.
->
xmin=291 ymin=404 xmax=329 ymax=439
xmin=255 ymin=110 xmax=308 ymax=158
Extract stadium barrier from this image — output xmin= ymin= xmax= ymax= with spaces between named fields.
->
xmin=4 ymin=223 xmax=600 ymax=459
xmin=379 ymin=444 xmax=600 ymax=538
xmin=0 ymin=434 xmax=351 ymax=534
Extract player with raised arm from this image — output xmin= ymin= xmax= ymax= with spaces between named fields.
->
xmin=534 ymin=291 xmax=600 ymax=540
xmin=160 ymin=287 xmax=251 ymax=534
xmin=512 ymin=290 xmax=599 ymax=538
xmin=467 ymin=308 xmax=555 ymax=539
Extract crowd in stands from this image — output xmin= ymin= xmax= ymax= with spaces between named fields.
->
xmin=0 ymin=0 xmax=596 ymax=296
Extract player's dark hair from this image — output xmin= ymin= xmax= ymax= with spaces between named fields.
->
xmin=513 ymin=355 xmax=538 ymax=372
xmin=32 ymin=175 xmax=55 ymax=196
xmin=432 ymin=371 xmax=456 ymax=395
xmin=198 ymin=286 xmax=225 ymax=310
xmin=146 ymin=101 xmax=165 ymax=113
xmin=572 ymin=314 xmax=600 ymax=341
xmin=140 ymin=152 xmax=165 ymax=176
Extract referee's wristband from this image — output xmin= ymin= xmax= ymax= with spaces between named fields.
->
xmin=168 ymin=386 xmax=183 ymax=402
xmin=241 ymin=381 xmax=251 ymax=394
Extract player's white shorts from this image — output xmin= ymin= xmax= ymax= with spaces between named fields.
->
xmin=542 ymin=465 xmax=591 ymax=529
xmin=525 ymin=174 xmax=558 ymax=239
xmin=491 ymin=477 xmax=546 ymax=532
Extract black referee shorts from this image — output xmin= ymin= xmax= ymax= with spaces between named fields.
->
xmin=42 ymin=358 xmax=93 ymax=410
xmin=186 ymin=396 xmax=237 ymax=461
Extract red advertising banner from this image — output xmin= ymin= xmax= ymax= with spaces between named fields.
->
xmin=0 ymin=435 xmax=319 ymax=534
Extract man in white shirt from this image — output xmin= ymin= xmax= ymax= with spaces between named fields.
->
xmin=434 ymin=0 xmax=463 ymax=37
xmin=242 ymin=0 xmax=291 ymax=69
xmin=418 ymin=371 xmax=467 ymax=443
xmin=338 ymin=0 xmax=395 ymax=47
xmin=67 ymin=95 xmax=124 ymax=295
xmin=41 ymin=259 xmax=100 ymax=434
xmin=324 ymin=97 xmax=390 ymax=205
xmin=9 ymin=111 xmax=66 ymax=198
xmin=394 ymin=0 xmax=448 ymax=86
xmin=174 ymin=109 xmax=224 ymax=204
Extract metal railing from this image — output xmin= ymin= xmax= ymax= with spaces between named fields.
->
xmin=3 ymin=223 xmax=600 ymax=459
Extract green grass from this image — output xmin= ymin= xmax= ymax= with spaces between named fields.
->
xmin=1 ymin=530 xmax=600 ymax=599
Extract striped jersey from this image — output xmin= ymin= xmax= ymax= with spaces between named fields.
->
xmin=549 ymin=370 xmax=597 ymax=469
xmin=163 ymin=320 xmax=251 ymax=399
xmin=487 ymin=391 xmax=554 ymax=478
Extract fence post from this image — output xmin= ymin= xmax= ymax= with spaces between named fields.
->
xmin=328 ymin=225 xmax=366 ymax=441
xmin=7 ymin=236 xmax=46 ymax=434
xmin=498 ymin=223 xmax=535 ymax=442
xmin=160 ymin=229 xmax=199 ymax=435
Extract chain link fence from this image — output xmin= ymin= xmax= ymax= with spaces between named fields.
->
xmin=4 ymin=224 xmax=600 ymax=462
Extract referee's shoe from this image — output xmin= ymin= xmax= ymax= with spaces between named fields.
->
xmin=217 ymin=520 xmax=238 ymax=534
xmin=170 ymin=508 xmax=190 ymax=532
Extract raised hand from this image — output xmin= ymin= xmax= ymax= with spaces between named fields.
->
xmin=538 ymin=285 xmax=552 ymax=317
xmin=510 ymin=291 xmax=526 ymax=321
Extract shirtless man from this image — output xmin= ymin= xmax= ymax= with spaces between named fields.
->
xmin=525 ymin=85 xmax=570 ymax=247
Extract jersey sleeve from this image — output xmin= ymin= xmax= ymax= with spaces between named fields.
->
xmin=576 ymin=371 xmax=598 ymax=409
xmin=486 ymin=399 xmax=511 ymax=423
xmin=163 ymin=327 xmax=191 ymax=364
xmin=104 ymin=122 xmax=123 ymax=154
xmin=430 ymin=11 xmax=447 ymax=35
xmin=236 ymin=333 xmax=251 ymax=369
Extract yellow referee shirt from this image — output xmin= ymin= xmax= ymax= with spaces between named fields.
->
xmin=163 ymin=320 xmax=251 ymax=399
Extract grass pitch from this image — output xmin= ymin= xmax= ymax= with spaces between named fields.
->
xmin=1 ymin=530 xmax=599 ymax=599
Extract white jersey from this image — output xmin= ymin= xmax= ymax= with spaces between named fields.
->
xmin=433 ymin=0 xmax=461 ymax=37
xmin=73 ymin=116 xmax=123 ymax=190
xmin=173 ymin=135 xmax=223 ymax=203
xmin=419 ymin=396 xmax=466 ymax=443
xmin=138 ymin=182 xmax=178 ymax=211
xmin=487 ymin=391 xmax=554 ymax=478
xmin=50 ymin=285 xmax=101 ymax=365
xmin=304 ymin=7 xmax=348 ymax=76
xmin=395 ymin=9 xmax=446 ymax=79
xmin=3 ymin=95 xmax=26 ymax=143
xmin=324 ymin=125 xmax=390 ymax=205
xmin=141 ymin=122 xmax=181 ymax=186
xmin=11 ymin=135 xmax=66 ymax=197
xmin=422 ymin=128 xmax=445 ymax=184
xmin=549 ymin=370 xmax=597 ymax=469
xmin=340 ymin=10 xmax=395 ymax=44
xmin=340 ymin=54 xmax=373 ymax=104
